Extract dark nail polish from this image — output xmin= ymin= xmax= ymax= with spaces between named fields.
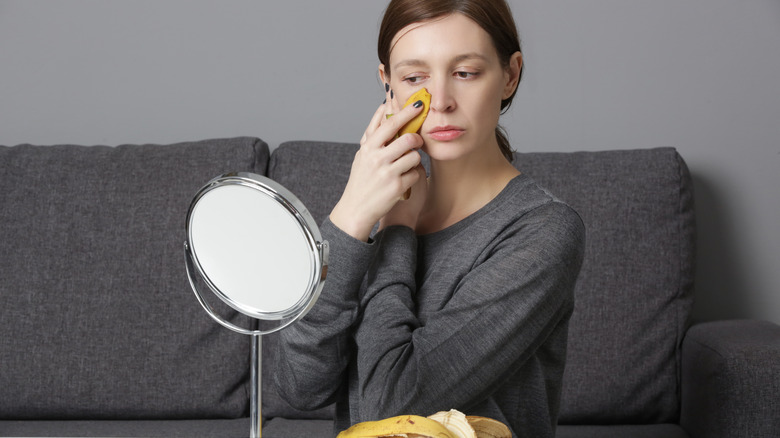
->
xmin=383 ymin=98 xmax=386 ymax=104
xmin=385 ymin=83 xmax=390 ymax=92
xmin=413 ymin=100 xmax=423 ymax=108
xmin=390 ymin=89 xmax=394 ymax=99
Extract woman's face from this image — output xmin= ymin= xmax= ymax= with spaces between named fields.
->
xmin=382 ymin=13 xmax=520 ymax=162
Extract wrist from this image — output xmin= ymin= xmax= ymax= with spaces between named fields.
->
xmin=330 ymin=202 xmax=374 ymax=242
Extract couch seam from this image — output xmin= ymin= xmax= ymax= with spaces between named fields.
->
xmin=259 ymin=138 xmax=270 ymax=176
xmin=673 ymin=148 xmax=684 ymax=420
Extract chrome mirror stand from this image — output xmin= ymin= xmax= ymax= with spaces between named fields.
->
xmin=184 ymin=173 xmax=328 ymax=438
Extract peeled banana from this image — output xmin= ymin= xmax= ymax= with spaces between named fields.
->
xmin=427 ymin=410 xmax=475 ymax=438
xmin=386 ymin=87 xmax=431 ymax=200
xmin=337 ymin=409 xmax=511 ymax=438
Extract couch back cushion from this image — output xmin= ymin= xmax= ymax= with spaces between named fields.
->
xmin=0 ymin=137 xmax=268 ymax=420
xmin=264 ymin=142 xmax=695 ymax=424
xmin=516 ymin=148 xmax=695 ymax=424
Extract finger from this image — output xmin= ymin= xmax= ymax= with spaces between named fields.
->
xmin=391 ymin=146 xmax=422 ymax=173
xmin=378 ymin=101 xmax=424 ymax=142
xmin=380 ymin=82 xmax=394 ymax=123
xmin=365 ymin=99 xmax=423 ymax=151
xmin=384 ymin=82 xmax=392 ymax=109
xmin=362 ymin=102 xmax=387 ymax=145
xmin=384 ymin=132 xmax=423 ymax=161
xmin=398 ymin=162 xmax=424 ymax=194
xmin=389 ymin=85 xmax=402 ymax=115
xmin=363 ymin=80 xmax=397 ymax=145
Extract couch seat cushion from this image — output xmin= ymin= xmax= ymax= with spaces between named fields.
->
xmin=556 ymin=424 xmax=689 ymax=438
xmin=0 ymin=419 xmax=250 ymax=437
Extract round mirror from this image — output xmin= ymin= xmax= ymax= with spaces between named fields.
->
xmin=184 ymin=172 xmax=328 ymax=335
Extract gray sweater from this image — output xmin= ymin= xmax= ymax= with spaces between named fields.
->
xmin=275 ymin=174 xmax=585 ymax=438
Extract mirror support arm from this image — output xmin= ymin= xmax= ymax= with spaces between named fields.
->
xmin=251 ymin=334 xmax=262 ymax=438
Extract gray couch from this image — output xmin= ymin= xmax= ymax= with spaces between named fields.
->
xmin=1 ymin=137 xmax=778 ymax=438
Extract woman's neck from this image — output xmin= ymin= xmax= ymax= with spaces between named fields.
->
xmin=417 ymin=146 xmax=520 ymax=235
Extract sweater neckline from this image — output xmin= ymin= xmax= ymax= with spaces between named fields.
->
xmin=417 ymin=173 xmax=529 ymax=245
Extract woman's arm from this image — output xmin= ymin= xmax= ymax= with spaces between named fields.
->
xmin=272 ymin=179 xmax=423 ymax=410
xmin=354 ymin=202 xmax=586 ymax=420
xmin=330 ymin=89 xmax=425 ymax=242
xmin=272 ymin=218 xmax=375 ymax=410
xmin=274 ymin=92 xmax=426 ymax=409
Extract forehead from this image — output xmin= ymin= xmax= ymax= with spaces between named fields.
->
xmin=389 ymin=13 xmax=497 ymax=68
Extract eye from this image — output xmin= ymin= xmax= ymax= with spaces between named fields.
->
xmin=402 ymin=74 xmax=427 ymax=85
xmin=455 ymin=71 xmax=479 ymax=80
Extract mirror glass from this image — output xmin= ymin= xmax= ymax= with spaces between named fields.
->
xmin=185 ymin=174 xmax=326 ymax=324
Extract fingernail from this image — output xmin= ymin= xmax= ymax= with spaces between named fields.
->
xmin=385 ymin=83 xmax=390 ymax=92
xmin=390 ymin=89 xmax=394 ymax=99
xmin=383 ymin=98 xmax=386 ymax=104
xmin=413 ymin=100 xmax=423 ymax=108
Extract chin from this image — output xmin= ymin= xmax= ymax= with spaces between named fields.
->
xmin=422 ymin=138 xmax=477 ymax=163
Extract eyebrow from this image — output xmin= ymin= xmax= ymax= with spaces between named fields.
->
xmin=392 ymin=52 xmax=489 ymax=71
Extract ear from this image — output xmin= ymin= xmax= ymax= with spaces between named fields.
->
xmin=378 ymin=64 xmax=389 ymax=85
xmin=502 ymin=52 xmax=523 ymax=99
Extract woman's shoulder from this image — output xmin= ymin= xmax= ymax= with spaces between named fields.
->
xmin=501 ymin=174 xmax=586 ymax=244
xmin=502 ymin=174 xmax=581 ymax=218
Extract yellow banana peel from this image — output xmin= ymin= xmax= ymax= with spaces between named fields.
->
xmin=465 ymin=416 xmax=512 ymax=438
xmin=337 ymin=414 xmax=455 ymax=438
xmin=385 ymin=87 xmax=431 ymax=200
xmin=397 ymin=87 xmax=432 ymax=137
xmin=337 ymin=409 xmax=512 ymax=438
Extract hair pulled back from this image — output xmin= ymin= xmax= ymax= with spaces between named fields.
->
xmin=378 ymin=0 xmax=523 ymax=162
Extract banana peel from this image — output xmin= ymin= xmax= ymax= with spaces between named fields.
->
xmin=337 ymin=409 xmax=511 ymax=438
xmin=465 ymin=416 xmax=512 ymax=438
xmin=336 ymin=414 xmax=455 ymax=438
xmin=386 ymin=87 xmax=431 ymax=200
xmin=396 ymin=87 xmax=432 ymax=138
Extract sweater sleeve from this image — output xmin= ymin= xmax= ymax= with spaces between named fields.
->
xmin=354 ymin=202 xmax=586 ymax=420
xmin=273 ymin=217 xmax=376 ymax=411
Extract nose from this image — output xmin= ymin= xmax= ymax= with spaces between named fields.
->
xmin=428 ymin=79 xmax=456 ymax=113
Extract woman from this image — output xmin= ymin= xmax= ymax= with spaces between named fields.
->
xmin=275 ymin=1 xmax=585 ymax=436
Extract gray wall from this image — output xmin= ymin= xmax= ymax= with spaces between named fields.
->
xmin=1 ymin=1 xmax=778 ymax=325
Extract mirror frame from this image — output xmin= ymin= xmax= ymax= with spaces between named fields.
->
xmin=184 ymin=172 xmax=328 ymax=335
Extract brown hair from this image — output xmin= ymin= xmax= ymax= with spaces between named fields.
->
xmin=378 ymin=0 xmax=524 ymax=162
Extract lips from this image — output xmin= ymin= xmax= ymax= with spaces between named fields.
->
xmin=427 ymin=125 xmax=465 ymax=141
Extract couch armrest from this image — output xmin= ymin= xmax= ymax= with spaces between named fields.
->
xmin=680 ymin=319 xmax=780 ymax=438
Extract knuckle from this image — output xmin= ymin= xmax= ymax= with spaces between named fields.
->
xmin=410 ymin=150 xmax=422 ymax=165
xmin=390 ymin=113 xmax=409 ymax=130
xmin=377 ymin=165 xmax=392 ymax=179
xmin=390 ymin=178 xmax=404 ymax=193
xmin=400 ymin=133 xmax=422 ymax=149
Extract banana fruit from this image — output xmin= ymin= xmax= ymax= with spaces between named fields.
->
xmin=337 ymin=409 xmax=511 ymax=438
xmin=386 ymin=87 xmax=431 ymax=200
xmin=427 ymin=410 xmax=475 ymax=438
xmin=336 ymin=414 xmax=455 ymax=438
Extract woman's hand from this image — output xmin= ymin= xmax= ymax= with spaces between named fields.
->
xmin=329 ymin=86 xmax=426 ymax=242
xmin=378 ymin=163 xmax=427 ymax=233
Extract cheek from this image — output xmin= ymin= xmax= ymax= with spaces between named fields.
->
xmin=464 ymin=85 xmax=503 ymax=126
